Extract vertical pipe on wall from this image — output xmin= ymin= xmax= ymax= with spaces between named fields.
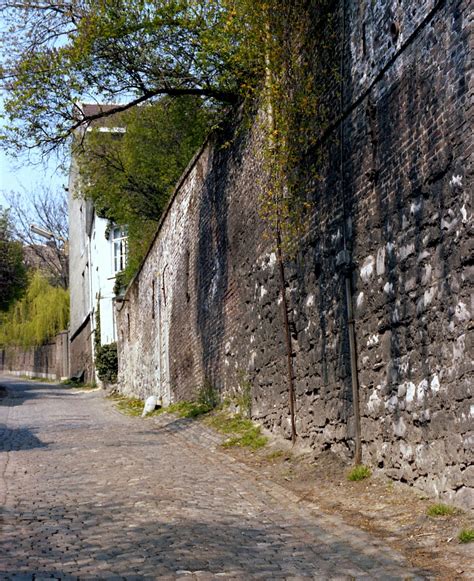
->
xmin=277 ymin=230 xmax=298 ymax=444
xmin=265 ymin=11 xmax=297 ymax=444
xmin=340 ymin=0 xmax=362 ymax=465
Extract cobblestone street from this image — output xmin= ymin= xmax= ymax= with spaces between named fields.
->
xmin=0 ymin=378 xmax=429 ymax=580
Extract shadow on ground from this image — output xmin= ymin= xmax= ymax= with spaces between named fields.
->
xmin=1 ymin=501 xmax=429 ymax=579
xmin=0 ymin=425 xmax=48 ymax=452
xmin=0 ymin=380 xmax=80 ymax=408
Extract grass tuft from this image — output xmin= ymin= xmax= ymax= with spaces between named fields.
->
xmin=165 ymin=401 xmax=212 ymax=418
xmin=426 ymin=503 xmax=457 ymax=517
xmin=266 ymin=450 xmax=286 ymax=461
xmin=458 ymin=529 xmax=474 ymax=543
xmin=347 ymin=464 xmax=372 ymax=481
xmin=108 ymin=394 xmax=148 ymax=416
xmin=61 ymin=378 xmax=97 ymax=390
xmin=109 ymin=393 xmax=213 ymax=419
xmin=205 ymin=411 xmax=267 ymax=450
xmin=109 ymin=390 xmax=266 ymax=451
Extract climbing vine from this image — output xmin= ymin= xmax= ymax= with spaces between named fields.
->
xmin=254 ymin=1 xmax=339 ymax=441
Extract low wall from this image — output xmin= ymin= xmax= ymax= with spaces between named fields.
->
xmin=116 ymin=0 xmax=472 ymax=509
xmin=0 ymin=331 xmax=69 ymax=381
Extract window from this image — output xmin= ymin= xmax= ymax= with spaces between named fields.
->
xmin=112 ymin=226 xmax=128 ymax=273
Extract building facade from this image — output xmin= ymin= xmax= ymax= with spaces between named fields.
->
xmin=68 ymin=105 xmax=126 ymax=382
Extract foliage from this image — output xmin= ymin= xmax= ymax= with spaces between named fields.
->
xmin=2 ymin=187 xmax=68 ymax=288
xmin=347 ymin=465 xmax=372 ymax=481
xmin=0 ymin=270 xmax=69 ymax=347
xmin=0 ymin=207 xmax=28 ymax=311
xmin=205 ymin=410 xmax=268 ymax=450
xmin=236 ymin=371 xmax=252 ymax=418
xmin=78 ymin=96 xmax=215 ymax=284
xmin=458 ymin=529 xmax=474 ymax=543
xmin=95 ymin=342 xmax=118 ymax=384
xmin=426 ymin=503 xmax=457 ymax=517
xmin=93 ymin=298 xmax=118 ymax=383
xmin=197 ymin=378 xmax=220 ymax=410
xmin=0 ymin=1 xmax=336 ymax=156
xmin=113 ymin=270 xmax=128 ymax=297
xmin=0 ymin=0 xmax=267 ymax=154
xmin=257 ymin=1 xmax=338 ymax=257
xmin=94 ymin=303 xmax=115 ymax=385
xmin=108 ymin=393 xmax=146 ymax=417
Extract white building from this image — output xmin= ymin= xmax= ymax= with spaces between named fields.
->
xmin=68 ymin=104 xmax=127 ymax=382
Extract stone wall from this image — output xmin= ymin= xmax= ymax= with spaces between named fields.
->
xmin=117 ymin=0 xmax=472 ymax=509
xmin=0 ymin=331 xmax=69 ymax=381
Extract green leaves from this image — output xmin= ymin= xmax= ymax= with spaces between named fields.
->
xmin=78 ymin=95 xmax=215 ymax=283
xmin=0 ymin=0 xmax=267 ymax=153
xmin=0 ymin=271 xmax=69 ymax=347
xmin=0 ymin=208 xmax=28 ymax=312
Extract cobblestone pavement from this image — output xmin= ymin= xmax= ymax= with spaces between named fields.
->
xmin=0 ymin=377 xmax=430 ymax=580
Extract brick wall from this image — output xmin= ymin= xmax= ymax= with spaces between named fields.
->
xmin=0 ymin=331 xmax=70 ymax=381
xmin=117 ymin=0 xmax=472 ymax=509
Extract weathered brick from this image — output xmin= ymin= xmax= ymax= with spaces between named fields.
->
xmin=116 ymin=0 xmax=472 ymax=509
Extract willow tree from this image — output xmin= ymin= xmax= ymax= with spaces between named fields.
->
xmin=0 ymin=271 xmax=69 ymax=347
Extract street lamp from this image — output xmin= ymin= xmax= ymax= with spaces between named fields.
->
xmin=30 ymin=224 xmax=67 ymax=243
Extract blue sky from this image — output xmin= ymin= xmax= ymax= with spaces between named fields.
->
xmin=0 ymin=95 xmax=67 ymax=208
xmin=0 ymin=147 xmax=66 ymax=207
xmin=0 ymin=14 xmax=67 ymax=207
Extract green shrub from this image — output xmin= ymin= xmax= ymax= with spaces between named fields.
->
xmin=347 ymin=465 xmax=372 ymax=481
xmin=95 ymin=342 xmax=118 ymax=384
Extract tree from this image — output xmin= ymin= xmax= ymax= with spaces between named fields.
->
xmin=0 ymin=270 xmax=69 ymax=347
xmin=77 ymin=95 xmax=216 ymax=282
xmin=2 ymin=187 xmax=69 ymax=288
xmin=0 ymin=0 xmax=265 ymax=155
xmin=0 ymin=207 xmax=27 ymax=311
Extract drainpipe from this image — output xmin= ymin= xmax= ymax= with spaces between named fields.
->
xmin=265 ymin=13 xmax=297 ymax=444
xmin=339 ymin=0 xmax=362 ymax=465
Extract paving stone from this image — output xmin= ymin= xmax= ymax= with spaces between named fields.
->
xmin=0 ymin=378 xmax=432 ymax=579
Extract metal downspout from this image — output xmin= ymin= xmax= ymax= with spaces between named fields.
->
xmin=339 ymin=0 xmax=362 ymax=465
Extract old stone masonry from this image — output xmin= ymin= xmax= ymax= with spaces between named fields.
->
xmin=0 ymin=378 xmax=430 ymax=579
xmin=116 ymin=0 xmax=472 ymax=510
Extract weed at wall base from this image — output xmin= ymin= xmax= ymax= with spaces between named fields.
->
xmin=426 ymin=503 xmax=457 ymax=517
xmin=458 ymin=529 xmax=474 ymax=543
xmin=347 ymin=465 xmax=371 ymax=481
